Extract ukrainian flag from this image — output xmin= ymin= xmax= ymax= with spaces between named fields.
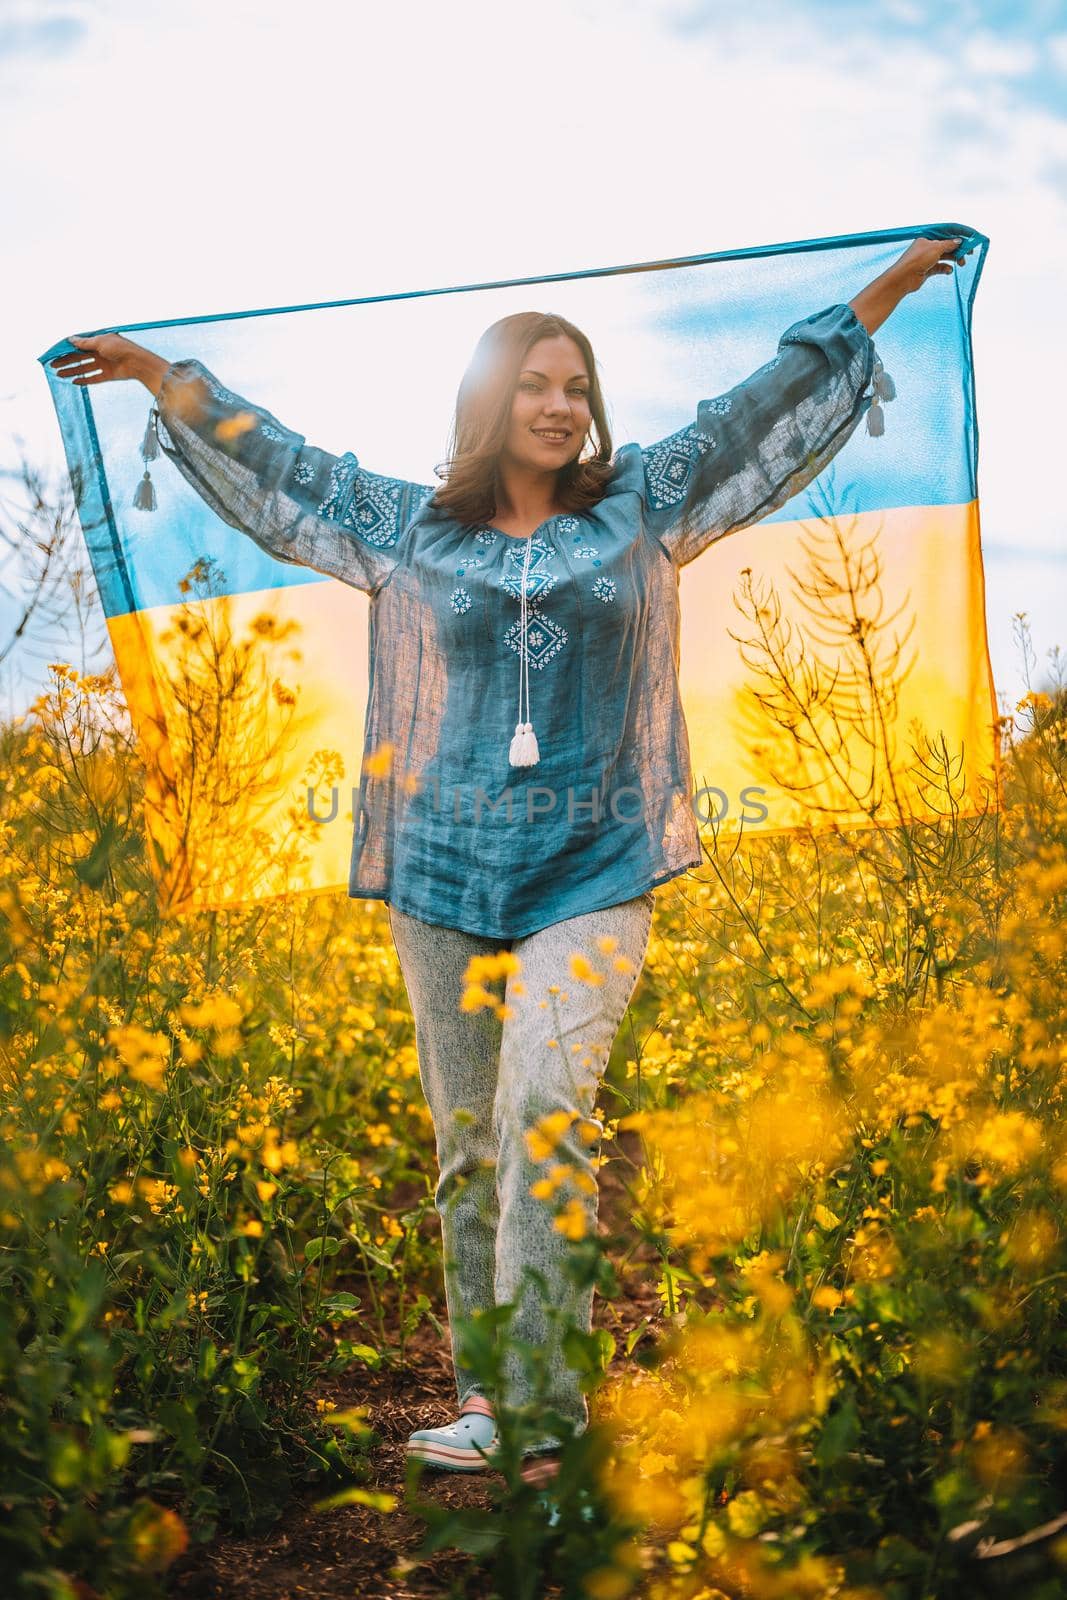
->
xmin=39 ymin=222 xmax=997 ymax=913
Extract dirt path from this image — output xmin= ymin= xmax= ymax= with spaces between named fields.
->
xmin=168 ymin=1131 xmax=671 ymax=1599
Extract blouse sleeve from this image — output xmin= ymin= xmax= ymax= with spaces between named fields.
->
xmin=153 ymin=358 xmax=433 ymax=595
xmin=638 ymin=302 xmax=879 ymax=568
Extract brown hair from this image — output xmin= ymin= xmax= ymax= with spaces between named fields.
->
xmin=431 ymin=312 xmax=614 ymax=525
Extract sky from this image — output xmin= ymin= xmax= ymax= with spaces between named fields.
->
xmin=1 ymin=0 xmax=1066 ymax=716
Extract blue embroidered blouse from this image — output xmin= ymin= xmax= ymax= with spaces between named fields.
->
xmin=153 ymin=301 xmax=878 ymax=939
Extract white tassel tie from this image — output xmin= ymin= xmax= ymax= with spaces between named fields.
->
xmin=133 ymin=405 xmax=160 ymax=511
xmin=865 ymin=356 xmax=896 ymax=437
xmin=508 ymin=533 xmax=541 ymax=768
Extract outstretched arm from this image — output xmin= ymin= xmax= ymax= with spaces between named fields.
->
xmin=638 ymin=302 xmax=876 ymax=568
xmin=51 ymin=333 xmax=432 ymax=596
xmin=637 ymin=235 xmax=968 ymax=569
xmin=848 ymin=234 xmax=967 ymax=334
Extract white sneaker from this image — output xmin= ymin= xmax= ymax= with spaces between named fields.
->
xmin=406 ymin=1393 xmax=501 ymax=1473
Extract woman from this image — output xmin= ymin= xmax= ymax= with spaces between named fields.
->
xmin=50 ymin=234 xmax=966 ymax=1493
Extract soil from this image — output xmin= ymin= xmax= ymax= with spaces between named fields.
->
xmin=167 ymin=1130 xmax=676 ymax=1600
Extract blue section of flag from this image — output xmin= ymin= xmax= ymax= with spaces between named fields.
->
xmin=39 ymin=222 xmax=987 ymax=620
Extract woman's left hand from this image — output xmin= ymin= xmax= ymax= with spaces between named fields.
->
xmin=891 ymin=236 xmax=971 ymax=294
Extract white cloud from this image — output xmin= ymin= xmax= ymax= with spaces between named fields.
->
xmin=883 ymin=0 xmax=925 ymax=23
xmin=0 ymin=1 xmax=88 ymax=62
xmin=1 ymin=0 xmax=1065 ymax=704
xmin=960 ymin=31 xmax=1039 ymax=78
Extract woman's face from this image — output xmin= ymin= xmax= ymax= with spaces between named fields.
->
xmin=499 ymin=334 xmax=592 ymax=477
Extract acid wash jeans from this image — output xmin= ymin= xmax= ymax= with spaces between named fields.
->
xmin=387 ymin=889 xmax=656 ymax=1456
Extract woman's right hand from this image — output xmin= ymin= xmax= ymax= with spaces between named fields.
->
xmin=50 ymin=333 xmax=169 ymax=396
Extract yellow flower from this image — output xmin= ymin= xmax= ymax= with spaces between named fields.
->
xmin=698 ymin=1522 xmax=727 ymax=1559
xmin=972 ymin=1110 xmax=1043 ymax=1173
xmin=525 ymin=1109 xmax=575 ymax=1162
xmin=108 ymin=1024 xmax=169 ymax=1091
xmin=319 ymin=1405 xmax=372 ymax=1433
xmin=726 ymin=1489 xmax=767 ymax=1539
xmin=1002 ymin=1209 xmax=1058 ymax=1273
xmin=179 ymin=994 xmax=244 ymax=1031
xmin=554 ymin=1199 xmax=587 ymax=1239
xmin=569 ymin=952 xmax=604 ymax=986
xmin=364 ymin=741 xmax=395 ymax=778
xmin=913 ymin=1330 xmax=968 ymax=1385
xmin=971 ymin=1426 xmax=1029 ymax=1494
xmin=127 ymin=1503 xmax=189 ymax=1571
xmin=582 ymin=1567 xmax=637 ymax=1600
xmin=214 ymin=410 xmax=258 ymax=443
xmin=460 ymin=983 xmax=497 ymax=1014
xmin=463 ymin=952 xmax=521 ymax=986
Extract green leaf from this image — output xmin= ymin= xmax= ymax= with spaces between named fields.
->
xmin=73 ymin=818 xmax=134 ymax=889
xmin=334 ymin=1342 xmax=381 ymax=1369
xmin=110 ymin=1250 xmax=145 ymax=1273
xmin=401 ymin=1291 xmax=432 ymax=1336
xmin=625 ymin=1316 xmax=652 ymax=1356
xmin=157 ymin=1398 xmax=204 ymax=1462
xmin=874 ymin=1534 xmax=927 ymax=1579
xmin=814 ymin=1394 xmax=859 ymax=1469
xmin=47 ymin=1434 xmax=85 ymax=1492
xmin=305 ymin=1235 xmax=342 ymax=1263
xmin=411 ymin=1503 xmax=504 ymax=1557
xmin=314 ymin=1485 xmax=397 ymax=1513
xmin=321 ymin=1291 xmax=361 ymax=1314
xmin=562 ymin=1325 xmax=615 ymax=1377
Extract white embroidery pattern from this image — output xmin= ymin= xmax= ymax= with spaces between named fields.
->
xmin=573 ymin=545 xmax=602 ymax=566
xmin=707 ymin=396 xmax=733 ymax=416
xmin=450 ymin=587 xmax=473 ymax=614
xmin=504 ymin=613 xmax=568 ymax=667
xmin=499 ymin=536 xmax=557 ymax=605
xmin=557 ymin=515 xmax=581 ymax=539
xmin=499 ymin=536 xmax=568 ymax=669
xmin=205 ymin=376 xmax=241 ymax=406
xmin=260 ymin=424 xmax=287 ymax=442
xmin=292 ymin=460 xmax=315 ymax=487
xmin=641 ymin=423 xmax=717 ymax=510
xmin=475 ymin=528 xmax=499 ymax=547
xmin=317 ymin=451 xmax=402 ymax=547
xmin=592 ymin=576 xmax=617 ymax=603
